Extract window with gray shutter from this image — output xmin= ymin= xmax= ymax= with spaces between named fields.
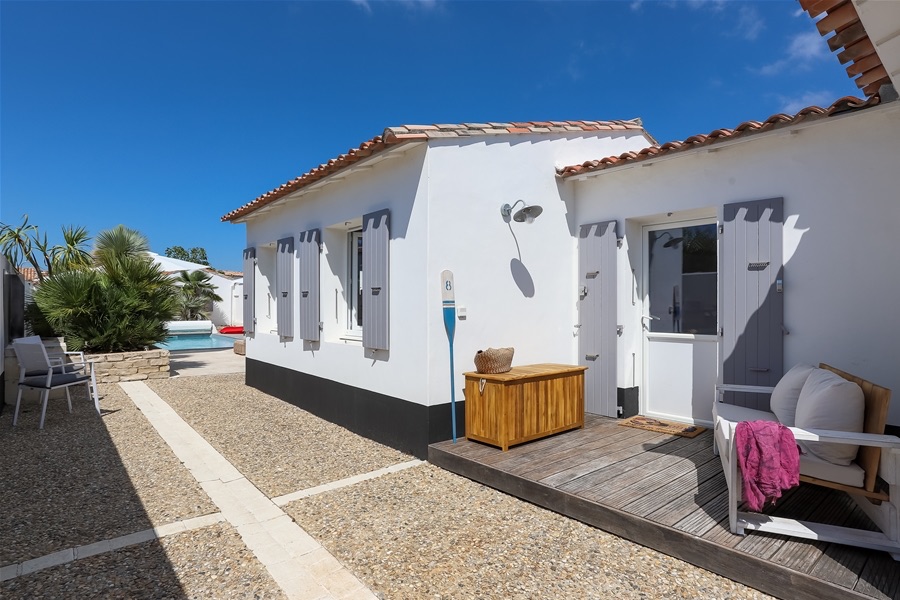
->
xmin=362 ymin=209 xmax=390 ymax=351
xmin=298 ymin=229 xmax=321 ymax=341
xmin=242 ymin=247 xmax=256 ymax=335
xmin=276 ymin=237 xmax=294 ymax=338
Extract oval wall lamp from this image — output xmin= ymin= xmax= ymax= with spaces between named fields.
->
xmin=501 ymin=200 xmax=544 ymax=223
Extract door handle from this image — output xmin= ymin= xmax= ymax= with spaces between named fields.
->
xmin=640 ymin=315 xmax=660 ymax=328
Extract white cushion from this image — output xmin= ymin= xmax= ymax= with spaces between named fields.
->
xmin=713 ymin=402 xmax=777 ymax=426
xmin=770 ymin=363 xmax=815 ymax=426
xmin=799 ymin=452 xmax=865 ymax=488
xmin=795 ymin=368 xmax=864 ymax=466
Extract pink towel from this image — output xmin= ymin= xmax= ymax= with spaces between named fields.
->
xmin=734 ymin=420 xmax=800 ymax=512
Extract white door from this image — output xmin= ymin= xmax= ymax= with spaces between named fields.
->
xmin=642 ymin=220 xmax=718 ymax=426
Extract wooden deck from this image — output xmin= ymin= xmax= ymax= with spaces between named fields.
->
xmin=429 ymin=414 xmax=900 ymax=600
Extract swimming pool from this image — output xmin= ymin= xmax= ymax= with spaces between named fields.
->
xmin=157 ymin=333 xmax=238 ymax=351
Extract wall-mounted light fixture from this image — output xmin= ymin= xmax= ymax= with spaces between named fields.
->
xmin=501 ymin=200 xmax=543 ymax=223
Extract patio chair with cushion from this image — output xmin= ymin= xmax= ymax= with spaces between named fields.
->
xmin=12 ymin=337 xmax=99 ymax=429
xmin=714 ymin=363 xmax=900 ymax=559
xmin=15 ymin=335 xmax=100 ymax=413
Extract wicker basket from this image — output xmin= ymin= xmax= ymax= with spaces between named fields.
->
xmin=474 ymin=347 xmax=515 ymax=374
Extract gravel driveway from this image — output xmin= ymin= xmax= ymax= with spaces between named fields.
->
xmin=3 ymin=373 xmax=772 ymax=599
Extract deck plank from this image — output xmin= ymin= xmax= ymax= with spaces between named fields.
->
xmin=622 ymin=455 xmax=723 ymax=517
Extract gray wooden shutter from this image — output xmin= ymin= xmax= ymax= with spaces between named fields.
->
xmin=242 ymin=247 xmax=256 ymax=335
xmin=362 ymin=209 xmax=390 ymax=351
xmin=276 ymin=236 xmax=294 ymax=338
xmin=722 ymin=197 xmax=784 ymax=409
xmin=298 ymin=229 xmax=321 ymax=341
xmin=578 ymin=220 xmax=618 ymax=417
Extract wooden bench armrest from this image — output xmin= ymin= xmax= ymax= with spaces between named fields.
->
xmin=787 ymin=426 xmax=900 ymax=449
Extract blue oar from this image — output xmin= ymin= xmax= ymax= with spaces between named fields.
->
xmin=441 ymin=270 xmax=457 ymax=442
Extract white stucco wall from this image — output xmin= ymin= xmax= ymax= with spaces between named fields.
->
xmin=244 ymin=144 xmax=432 ymax=404
xmin=207 ymin=273 xmax=242 ymax=327
xmin=424 ymin=132 xmax=650 ymax=409
xmin=243 ymin=130 xmax=652 ymax=408
xmin=570 ymin=102 xmax=900 ymax=425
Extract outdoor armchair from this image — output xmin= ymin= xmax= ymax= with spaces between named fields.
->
xmin=12 ymin=337 xmax=100 ymax=429
xmin=713 ymin=364 xmax=900 ymax=559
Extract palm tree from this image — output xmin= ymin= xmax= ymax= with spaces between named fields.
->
xmin=174 ymin=270 xmax=223 ymax=320
xmin=32 ymin=225 xmax=178 ymax=352
xmin=93 ymin=224 xmax=150 ymax=271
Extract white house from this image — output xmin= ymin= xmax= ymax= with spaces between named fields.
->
xmin=222 ymin=121 xmax=655 ymax=457
xmin=556 ymin=0 xmax=900 ymax=431
xmin=561 ymin=93 xmax=900 ymax=429
xmin=148 ymin=252 xmax=243 ymax=328
xmin=225 ymin=1 xmax=900 ymax=456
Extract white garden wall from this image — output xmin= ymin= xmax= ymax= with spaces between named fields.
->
xmin=570 ymin=102 xmax=900 ymax=425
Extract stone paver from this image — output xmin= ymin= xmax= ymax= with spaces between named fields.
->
xmin=272 ymin=459 xmax=424 ymax=506
xmin=119 ymin=381 xmax=375 ymax=600
xmin=0 ymin=513 xmax=227 ymax=582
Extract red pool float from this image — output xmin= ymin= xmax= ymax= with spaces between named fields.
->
xmin=218 ymin=326 xmax=244 ymax=334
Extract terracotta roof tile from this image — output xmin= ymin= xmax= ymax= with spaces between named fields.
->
xmin=223 ymin=120 xmax=646 ymax=222
xmin=798 ymin=0 xmax=890 ymax=97
xmin=18 ymin=267 xmax=42 ymax=283
xmin=557 ymin=95 xmax=879 ymax=178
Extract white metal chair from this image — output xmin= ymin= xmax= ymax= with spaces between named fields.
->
xmin=15 ymin=336 xmax=100 ymax=414
xmin=12 ymin=338 xmax=99 ymax=429
xmin=714 ymin=364 xmax=900 ymax=559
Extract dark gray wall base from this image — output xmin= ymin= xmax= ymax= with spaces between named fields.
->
xmin=246 ymin=358 xmax=464 ymax=459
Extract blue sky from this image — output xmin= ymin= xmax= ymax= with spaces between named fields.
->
xmin=1 ymin=0 xmax=859 ymax=271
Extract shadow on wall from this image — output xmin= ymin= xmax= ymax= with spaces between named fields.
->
xmin=505 ymin=221 xmax=536 ymax=298
xmin=510 ymin=259 xmax=535 ymax=298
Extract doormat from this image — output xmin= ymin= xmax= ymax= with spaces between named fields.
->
xmin=618 ymin=415 xmax=706 ymax=438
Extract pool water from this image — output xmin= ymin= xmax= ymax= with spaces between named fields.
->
xmin=158 ymin=333 xmax=238 ymax=351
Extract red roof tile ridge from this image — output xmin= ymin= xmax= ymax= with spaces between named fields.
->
xmin=557 ymin=94 xmax=880 ymax=178
xmin=223 ymin=119 xmax=649 ymax=222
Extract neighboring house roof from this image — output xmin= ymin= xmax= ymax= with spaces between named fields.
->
xmin=799 ymin=0 xmax=893 ymax=97
xmin=18 ymin=267 xmax=42 ymax=284
xmin=209 ymin=268 xmax=243 ymax=279
xmin=221 ymin=120 xmax=648 ymax=222
xmin=148 ymin=252 xmax=213 ymax=274
xmin=557 ymin=95 xmax=880 ymax=178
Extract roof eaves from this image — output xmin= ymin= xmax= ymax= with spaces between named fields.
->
xmin=557 ymin=95 xmax=880 ymax=178
xmin=798 ymin=0 xmax=891 ymax=97
xmin=223 ymin=119 xmax=650 ymax=222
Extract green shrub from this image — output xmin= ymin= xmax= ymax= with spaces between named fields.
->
xmin=32 ymin=226 xmax=179 ymax=353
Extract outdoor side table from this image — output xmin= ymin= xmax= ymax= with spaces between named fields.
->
xmin=464 ymin=363 xmax=586 ymax=451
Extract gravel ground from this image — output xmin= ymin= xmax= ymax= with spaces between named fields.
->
xmin=148 ymin=374 xmax=412 ymax=498
xmin=0 ymin=384 xmax=215 ymax=565
xmin=284 ymin=463 xmax=774 ymax=600
xmin=0 ymin=522 xmax=285 ymax=599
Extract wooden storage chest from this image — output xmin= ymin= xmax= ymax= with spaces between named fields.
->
xmin=464 ymin=363 xmax=586 ymax=451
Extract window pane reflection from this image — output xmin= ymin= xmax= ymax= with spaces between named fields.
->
xmin=647 ymin=224 xmax=717 ymax=334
